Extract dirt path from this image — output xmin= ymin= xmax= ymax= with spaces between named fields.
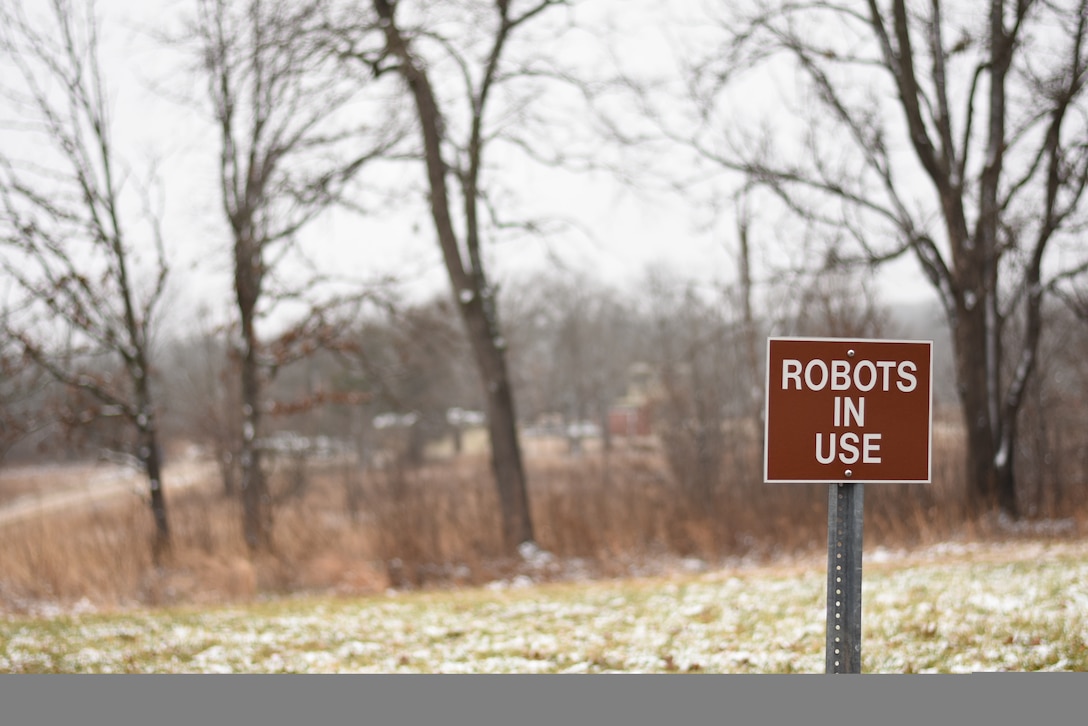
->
xmin=0 ymin=459 xmax=217 ymax=528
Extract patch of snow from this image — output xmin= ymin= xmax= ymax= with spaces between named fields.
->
xmin=510 ymin=575 xmax=535 ymax=589
xmin=681 ymin=557 xmax=707 ymax=573
xmin=193 ymin=645 xmax=234 ymax=674
xmin=868 ymin=547 xmax=906 ymax=564
xmin=518 ymin=541 xmax=555 ymax=569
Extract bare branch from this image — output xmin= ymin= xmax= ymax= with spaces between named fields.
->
xmin=0 ymin=0 xmax=172 ymax=553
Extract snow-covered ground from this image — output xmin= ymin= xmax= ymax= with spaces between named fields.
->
xmin=2 ymin=538 xmax=1086 ymax=673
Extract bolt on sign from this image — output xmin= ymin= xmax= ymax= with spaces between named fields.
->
xmin=764 ymin=338 xmax=933 ymax=484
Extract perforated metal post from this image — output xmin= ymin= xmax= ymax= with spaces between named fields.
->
xmin=826 ymin=481 xmax=863 ymax=674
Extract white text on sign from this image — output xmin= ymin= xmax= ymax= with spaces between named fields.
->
xmin=781 ymin=359 xmax=918 ymax=393
xmin=779 ymin=357 xmax=917 ymax=467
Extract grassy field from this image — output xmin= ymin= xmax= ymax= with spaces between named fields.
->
xmin=2 ymin=538 xmax=1086 ymax=673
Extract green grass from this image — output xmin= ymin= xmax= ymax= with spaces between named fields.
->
xmin=2 ymin=540 xmax=1087 ymax=673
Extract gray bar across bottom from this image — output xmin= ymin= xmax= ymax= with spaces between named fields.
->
xmin=826 ymin=482 xmax=864 ymax=673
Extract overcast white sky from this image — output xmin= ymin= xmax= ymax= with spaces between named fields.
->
xmin=5 ymin=0 xmax=938 ymax=336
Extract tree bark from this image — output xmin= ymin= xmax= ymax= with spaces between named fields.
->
xmin=952 ymin=300 xmax=1006 ymax=517
xmin=235 ymin=234 xmax=272 ymax=551
xmin=137 ymin=416 xmax=171 ymax=564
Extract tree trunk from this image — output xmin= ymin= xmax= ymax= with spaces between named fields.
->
xmin=995 ymin=432 xmax=1019 ymax=519
xmin=239 ymin=331 xmax=271 ymax=550
xmin=598 ymin=398 xmax=613 ymax=453
xmin=137 ymin=417 xmax=170 ymax=564
xmin=373 ymin=0 xmax=535 ymax=553
xmin=951 ymin=296 xmax=1018 ymax=519
xmin=485 ymin=372 xmax=534 ymax=549
xmin=460 ymin=292 xmax=535 ymax=550
xmin=236 ymin=237 xmax=272 ymax=551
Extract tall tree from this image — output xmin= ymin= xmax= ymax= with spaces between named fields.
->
xmin=677 ymin=0 xmax=1088 ymax=518
xmin=0 ymin=0 xmax=173 ymax=558
xmin=333 ymin=0 xmax=576 ymax=551
xmin=189 ymin=0 xmax=405 ymax=549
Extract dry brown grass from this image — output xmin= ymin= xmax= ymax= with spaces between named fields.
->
xmin=0 ymin=432 xmax=1085 ymax=615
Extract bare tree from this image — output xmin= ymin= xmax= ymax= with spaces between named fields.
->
xmin=0 ymin=329 xmax=47 ymax=466
xmin=333 ymin=296 xmax=478 ymax=466
xmin=0 ymin=0 xmax=174 ymax=558
xmin=188 ymin=0 xmax=406 ymax=549
xmin=159 ymin=309 xmax=243 ymax=497
xmin=329 ymin=0 xmax=580 ymax=552
xmin=640 ymin=272 xmax=732 ymax=511
xmin=675 ymin=0 xmax=1088 ymax=518
xmin=503 ymin=272 xmax=635 ymax=455
xmin=781 ymin=264 xmax=889 ymax=341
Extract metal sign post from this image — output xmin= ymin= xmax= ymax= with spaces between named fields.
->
xmin=826 ymin=482 xmax=863 ymax=674
xmin=763 ymin=337 xmax=932 ymax=674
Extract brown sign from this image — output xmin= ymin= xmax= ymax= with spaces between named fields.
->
xmin=764 ymin=338 xmax=932 ymax=483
